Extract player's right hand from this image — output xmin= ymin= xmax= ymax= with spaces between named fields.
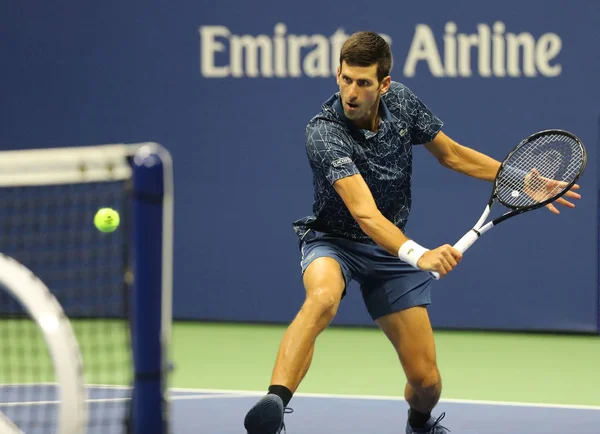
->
xmin=417 ymin=245 xmax=462 ymax=277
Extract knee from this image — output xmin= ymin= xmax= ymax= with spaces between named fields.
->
xmin=302 ymin=287 xmax=340 ymax=324
xmin=405 ymin=361 xmax=441 ymax=391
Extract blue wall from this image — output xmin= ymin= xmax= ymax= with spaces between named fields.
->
xmin=1 ymin=1 xmax=598 ymax=332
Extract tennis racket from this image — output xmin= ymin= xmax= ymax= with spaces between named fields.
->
xmin=0 ymin=253 xmax=87 ymax=433
xmin=430 ymin=129 xmax=587 ymax=280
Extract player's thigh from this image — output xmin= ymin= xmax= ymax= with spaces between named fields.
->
xmin=302 ymin=257 xmax=346 ymax=315
xmin=375 ymin=306 xmax=438 ymax=382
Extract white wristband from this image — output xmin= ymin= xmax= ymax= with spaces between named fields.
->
xmin=397 ymin=240 xmax=429 ymax=269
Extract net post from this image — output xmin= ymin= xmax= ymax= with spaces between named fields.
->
xmin=130 ymin=143 xmax=173 ymax=434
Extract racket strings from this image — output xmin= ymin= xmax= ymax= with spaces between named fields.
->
xmin=496 ymin=133 xmax=584 ymax=208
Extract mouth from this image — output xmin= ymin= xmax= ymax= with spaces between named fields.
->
xmin=346 ymin=102 xmax=359 ymax=111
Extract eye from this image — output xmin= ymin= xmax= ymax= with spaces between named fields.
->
xmin=343 ymin=76 xmax=352 ymax=84
xmin=358 ymin=80 xmax=370 ymax=87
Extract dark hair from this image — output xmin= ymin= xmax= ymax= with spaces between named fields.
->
xmin=339 ymin=31 xmax=392 ymax=82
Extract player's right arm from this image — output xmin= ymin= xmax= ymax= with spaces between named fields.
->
xmin=333 ymin=174 xmax=462 ymax=277
xmin=305 ymin=120 xmax=461 ymax=277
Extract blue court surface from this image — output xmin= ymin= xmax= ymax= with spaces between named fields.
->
xmin=2 ymin=385 xmax=600 ymax=433
xmin=171 ymin=389 xmax=600 ymax=434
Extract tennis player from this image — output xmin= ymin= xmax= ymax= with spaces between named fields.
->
xmin=243 ymin=31 xmax=581 ymax=434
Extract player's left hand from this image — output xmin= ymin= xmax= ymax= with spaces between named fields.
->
xmin=524 ymin=168 xmax=581 ymax=214
xmin=545 ymin=184 xmax=581 ymax=214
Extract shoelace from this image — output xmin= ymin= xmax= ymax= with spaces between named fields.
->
xmin=429 ymin=412 xmax=450 ymax=433
xmin=279 ymin=407 xmax=294 ymax=433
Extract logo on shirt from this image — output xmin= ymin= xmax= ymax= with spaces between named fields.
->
xmin=400 ymin=128 xmax=408 ymax=136
xmin=332 ymin=157 xmax=353 ymax=167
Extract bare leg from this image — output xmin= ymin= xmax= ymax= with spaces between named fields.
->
xmin=376 ymin=306 xmax=441 ymax=414
xmin=270 ymin=257 xmax=344 ymax=392
xmin=244 ymin=257 xmax=345 ymax=433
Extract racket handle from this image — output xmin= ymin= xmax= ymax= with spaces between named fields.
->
xmin=454 ymin=229 xmax=480 ymax=253
xmin=428 ymin=230 xmax=480 ymax=280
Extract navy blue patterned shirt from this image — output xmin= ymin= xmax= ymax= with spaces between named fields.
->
xmin=293 ymin=81 xmax=443 ymax=244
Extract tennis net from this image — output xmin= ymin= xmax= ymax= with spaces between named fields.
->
xmin=0 ymin=143 xmax=173 ymax=434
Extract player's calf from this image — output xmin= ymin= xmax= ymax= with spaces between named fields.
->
xmin=404 ymin=362 xmax=442 ymax=413
xmin=404 ymin=364 xmax=445 ymax=433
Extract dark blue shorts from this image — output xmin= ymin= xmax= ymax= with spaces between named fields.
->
xmin=299 ymin=230 xmax=432 ymax=320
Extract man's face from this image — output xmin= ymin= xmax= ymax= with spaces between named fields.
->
xmin=336 ymin=61 xmax=390 ymax=124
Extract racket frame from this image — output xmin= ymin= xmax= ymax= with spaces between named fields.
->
xmin=0 ymin=253 xmax=88 ymax=434
xmin=429 ymin=129 xmax=587 ymax=280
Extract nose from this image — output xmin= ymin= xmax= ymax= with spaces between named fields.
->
xmin=347 ymin=83 xmax=358 ymax=101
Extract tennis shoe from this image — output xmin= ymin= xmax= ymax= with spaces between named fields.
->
xmin=405 ymin=412 xmax=450 ymax=434
xmin=244 ymin=394 xmax=293 ymax=434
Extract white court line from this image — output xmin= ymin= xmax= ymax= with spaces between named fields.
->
xmin=168 ymin=387 xmax=600 ymax=411
xmin=0 ymin=397 xmax=135 ymax=407
xmin=0 ymin=398 xmax=129 ymax=407
xmin=1 ymin=400 xmax=60 ymax=407
xmin=170 ymin=394 xmax=250 ymax=401
xmin=0 ymin=390 xmax=247 ymax=407
xmin=1 ymin=394 xmax=250 ymax=407
xmin=4 ymin=384 xmax=599 ymax=411
xmin=0 ymin=383 xmax=58 ymax=387
xmin=0 ymin=383 xmax=130 ymax=390
xmin=81 ymin=384 xmax=132 ymax=390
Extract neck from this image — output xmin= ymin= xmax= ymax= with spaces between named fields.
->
xmin=369 ymin=103 xmax=380 ymax=132
xmin=354 ymin=99 xmax=380 ymax=132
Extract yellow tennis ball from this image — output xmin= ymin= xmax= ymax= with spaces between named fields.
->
xmin=94 ymin=208 xmax=120 ymax=233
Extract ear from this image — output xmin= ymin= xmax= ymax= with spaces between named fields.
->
xmin=336 ymin=66 xmax=341 ymax=85
xmin=380 ymin=76 xmax=391 ymax=94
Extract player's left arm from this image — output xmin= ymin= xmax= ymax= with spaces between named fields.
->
xmin=424 ymin=131 xmax=500 ymax=182
xmin=424 ymin=131 xmax=581 ymax=214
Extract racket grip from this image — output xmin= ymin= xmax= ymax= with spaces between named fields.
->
xmin=454 ymin=229 xmax=479 ymax=253
xmin=428 ymin=230 xmax=480 ymax=280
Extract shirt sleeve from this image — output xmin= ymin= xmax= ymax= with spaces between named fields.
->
xmin=405 ymin=86 xmax=444 ymax=145
xmin=305 ymin=121 xmax=360 ymax=185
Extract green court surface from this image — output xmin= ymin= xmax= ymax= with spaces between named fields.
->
xmin=3 ymin=319 xmax=598 ymax=407
xmin=169 ymin=321 xmax=600 ymax=406
xmin=0 ymin=319 xmax=131 ymax=385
